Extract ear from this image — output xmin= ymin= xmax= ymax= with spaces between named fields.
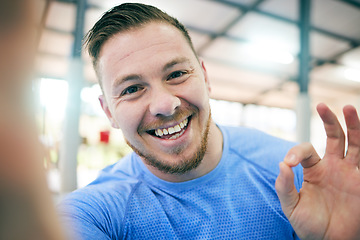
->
xmin=200 ymin=59 xmax=211 ymax=93
xmin=99 ymin=95 xmax=119 ymax=129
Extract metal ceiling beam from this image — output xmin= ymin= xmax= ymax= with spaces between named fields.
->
xmin=50 ymin=0 xmax=360 ymax=49
xmin=338 ymin=0 xmax=360 ymax=9
xmin=211 ymin=0 xmax=295 ymax=23
xmin=207 ymin=0 xmax=360 ymax=70
xmin=311 ymin=26 xmax=359 ymax=46
xmin=187 ymin=22 xmax=359 ymax=70
xmin=186 ymin=25 xmax=251 ymax=45
xmin=211 ymin=0 xmax=360 ymax=45
xmin=197 ymin=0 xmax=266 ymax=55
xmin=312 ymin=42 xmax=359 ymax=68
xmin=49 ymin=0 xmax=358 ymax=71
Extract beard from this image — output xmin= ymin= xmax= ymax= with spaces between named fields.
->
xmin=125 ymin=110 xmax=212 ymax=175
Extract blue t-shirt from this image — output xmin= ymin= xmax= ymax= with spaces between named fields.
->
xmin=60 ymin=125 xmax=303 ymax=239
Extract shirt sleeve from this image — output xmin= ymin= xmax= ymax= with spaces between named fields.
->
xmin=58 ymin=188 xmax=126 ymax=240
xmin=60 ymin=211 xmax=112 ymax=240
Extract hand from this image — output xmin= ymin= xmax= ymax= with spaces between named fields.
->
xmin=275 ymin=103 xmax=360 ymax=240
xmin=0 ymin=0 xmax=65 ymax=238
xmin=0 ymin=115 xmax=66 ymax=240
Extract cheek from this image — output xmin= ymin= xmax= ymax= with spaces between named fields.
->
xmin=182 ymin=79 xmax=210 ymax=109
xmin=114 ymin=104 xmax=144 ymax=138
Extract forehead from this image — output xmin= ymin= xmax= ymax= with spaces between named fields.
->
xmin=99 ymin=22 xmax=192 ymax=71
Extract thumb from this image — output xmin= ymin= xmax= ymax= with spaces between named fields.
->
xmin=275 ymin=161 xmax=299 ymax=219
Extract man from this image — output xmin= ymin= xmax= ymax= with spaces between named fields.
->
xmin=60 ymin=3 xmax=360 ymax=239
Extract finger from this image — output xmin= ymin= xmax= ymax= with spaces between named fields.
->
xmin=275 ymin=162 xmax=299 ymax=219
xmin=317 ymin=103 xmax=345 ymax=158
xmin=343 ymin=105 xmax=360 ymax=166
xmin=284 ymin=142 xmax=321 ymax=168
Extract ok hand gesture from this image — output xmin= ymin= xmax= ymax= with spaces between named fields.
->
xmin=276 ymin=103 xmax=360 ymax=240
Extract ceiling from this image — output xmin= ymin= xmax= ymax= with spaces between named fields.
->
xmin=37 ymin=0 xmax=360 ymax=116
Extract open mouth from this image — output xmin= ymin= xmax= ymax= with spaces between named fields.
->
xmin=146 ymin=116 xmax=191 ymax=140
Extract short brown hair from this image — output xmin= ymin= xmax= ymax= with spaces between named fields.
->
xmin=84 ymin=3 xmax=197 ymax=83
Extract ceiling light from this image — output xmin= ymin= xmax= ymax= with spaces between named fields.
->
xmin=245 ymin=43 xmax=294 ymax=65
xmin=344 ymin=68 xmax=360 ymax=82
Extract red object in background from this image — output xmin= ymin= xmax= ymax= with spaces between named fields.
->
xmin=100 ymin=130 xmax=110 ymax=144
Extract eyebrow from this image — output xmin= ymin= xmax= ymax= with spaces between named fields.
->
xmin=162 ymin=57 xmax=191 ymax=72
xmin=111 ymin=74 xmax=141 ymax=94
xmin=111 ymin=57 xmax=191 ymax=91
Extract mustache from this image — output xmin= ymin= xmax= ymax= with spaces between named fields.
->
xmin=138 ymin=105 xmax=197 ymax=132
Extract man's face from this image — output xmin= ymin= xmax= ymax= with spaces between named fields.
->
xmin=98 ymin=22 xmax=212 ymax=174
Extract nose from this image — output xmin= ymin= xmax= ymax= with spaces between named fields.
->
xmin=149 ymin=85 xmax=181 ymax=117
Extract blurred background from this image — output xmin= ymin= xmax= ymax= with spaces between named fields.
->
xmin=33 ymin=0 xmax=360 ymax=196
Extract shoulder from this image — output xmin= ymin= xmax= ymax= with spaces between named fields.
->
xmin=220 ymin=126 xmax=296 ymax=156
xmin=219 ymin=125 xmax=303 ymax=188
xmin=58 ymin=152 xmax=143 ymax=238
xmin=60 ymin=152 xmax=143 ymax=213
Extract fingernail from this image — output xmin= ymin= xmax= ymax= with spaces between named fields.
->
xmin=285 ymin=154 xmax=297 ymax=166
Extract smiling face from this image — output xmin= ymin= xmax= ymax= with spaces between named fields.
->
xmin=98 ymin=22 xmax=221 ymax=180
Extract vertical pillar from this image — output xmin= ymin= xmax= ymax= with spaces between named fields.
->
xmin=296 ymin=0 xmax=311 ymax=143
xmin=59 ymin=0 xmax=86 ymax=194
xmin=296 ymin=92 xmax=311 ymax=142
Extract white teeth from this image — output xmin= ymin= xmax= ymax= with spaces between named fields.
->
xmin=174 ymin=125 xmax=181 ymax=132
xmin=169 ymin=133 xmax=181 ymax=140
xmin=153 ymin=118 xmax=189 ymax=137
xmin=157 ymin=129 xmax=163 ymax=136
xmin=168 ymin=127 xmax=175 ymax=134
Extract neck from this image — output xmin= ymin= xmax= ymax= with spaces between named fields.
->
xmin=145 ymin=121 xmax=223 ymax=183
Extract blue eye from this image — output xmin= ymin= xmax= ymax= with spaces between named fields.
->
xmin=168 ymin=71 xmax=186 ymax=80
xmin=122 ymin=85 xmax=141 ymax=95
